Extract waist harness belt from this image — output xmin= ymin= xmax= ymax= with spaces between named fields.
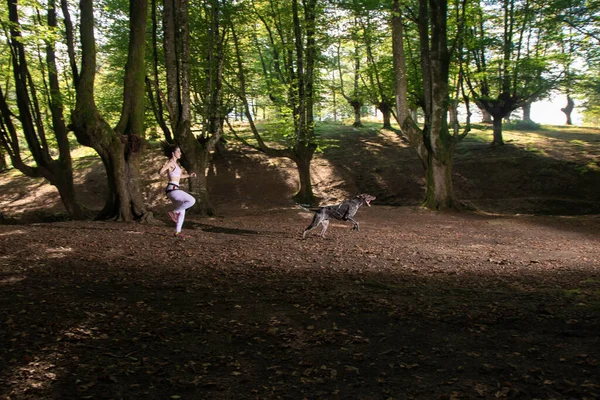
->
xmin=165 ymin=183 xmax=180 ymax=195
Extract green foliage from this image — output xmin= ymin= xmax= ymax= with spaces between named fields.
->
xmin=504 ymin=119 xmax=542 ymax=131
xmin=562 ymin=288 xmax=582 ymax=297
xmin=3 ymin=0 xmax=600 ymax=165
xmin=575 ymin=162 xmax=600 ymax=175
xmin=0 ymin=0 xmax=78 ymax=158
xmin=262 ymin=119 xmax=296 ymax=146
xmin=577 ymin=72 xmax=600 ymax=125
xmin=93 ymin=0 xmax=131 ymax=124
xmin=465 ymin=0 xmax=561 ymax=106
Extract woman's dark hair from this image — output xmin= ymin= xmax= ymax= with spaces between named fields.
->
xmin=160 ymin=141 xmax=178 ymax=158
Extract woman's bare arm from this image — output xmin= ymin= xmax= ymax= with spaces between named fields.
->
xmin=159 ymin=160 xmax=173 ymax=176
xmin=179 ymin=171 xmax=197 ymax=179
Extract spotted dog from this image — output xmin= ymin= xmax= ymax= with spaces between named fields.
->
xmin=302 ymin=194 xmax=376 ymax=239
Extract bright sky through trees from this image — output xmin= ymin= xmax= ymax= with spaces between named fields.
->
xmin=532 ymin=96 xmax=583 ymax=125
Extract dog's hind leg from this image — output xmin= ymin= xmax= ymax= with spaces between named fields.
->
xmin=302 ymin=214 xmax=322 ymax=239
xmin=319 ymin=219 xmax=330 ymax=238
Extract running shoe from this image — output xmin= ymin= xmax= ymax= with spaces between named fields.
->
xmin=174 ymin=231 xmax=189 ymax=239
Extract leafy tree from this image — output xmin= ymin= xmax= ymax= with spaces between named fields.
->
xmin=146 ymin=0 xmax=233 ymax=215
xmin=146 ymin=0 xmax=173 ymax=142
xmin=334 ymin=17 xmax=367 ymax=126
xmin=359 ymin=7 xmax=396 ymax=129
xmin=464 ymin=0 xmax=559 ymax=144
xmin=332 ymin=0 xmax=394 ymax=128
xmin=190 ymin=0 xmax=236 ymax=211
xmin=391 ymin=0 xmax=470 ymax=209
xmin=515 ymin=0 xmax=572 ymax=124
xmin=229 ymin=0 xmax=321 ymax=205
xmin=66 ymin=0 xmax=151 ymax=221
xmin=578 ymin=71 xmax=600 ymax=125
xmin=551 ymin=0 xmax=600 ymax=124
xmin=94 ymin=0 xmax=143 ymax=126
xmin=0 ymin=0 xmax=85 ymax=218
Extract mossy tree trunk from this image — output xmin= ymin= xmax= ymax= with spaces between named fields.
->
xmin=291 ymin=144 xmax=317 ymax=204
xmin=392 ymin=0 xmax=468 ymax=211
xmin=420 ymin=0 xmax=457 ymax=209
xmin=68 ymin=0 xmax=150 ymax=222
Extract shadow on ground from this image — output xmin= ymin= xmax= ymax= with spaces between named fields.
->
xmin=1 ymin=210 xmax=599 ymax=399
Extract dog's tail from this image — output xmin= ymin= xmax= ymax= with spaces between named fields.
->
xmin=297 ymin=203 xmax=320 ymax=213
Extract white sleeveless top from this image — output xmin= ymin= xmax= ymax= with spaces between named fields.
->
xmin=168 ymin=162 xmax=182 ymax=181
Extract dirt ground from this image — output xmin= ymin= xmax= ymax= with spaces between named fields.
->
xmin=0 ymin=124 xmax=599 ymax=399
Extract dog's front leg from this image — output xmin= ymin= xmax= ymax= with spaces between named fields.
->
xmin=348 ymin=217 xmax=359 ymax=231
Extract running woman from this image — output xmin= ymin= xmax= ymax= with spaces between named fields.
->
xmin=159 ymin=144 xmax=196 ymax=238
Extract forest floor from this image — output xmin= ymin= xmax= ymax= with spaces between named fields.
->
xmin=0 ymin=123 xmax=599 ymax=399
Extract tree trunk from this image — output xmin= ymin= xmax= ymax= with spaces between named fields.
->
xmin=70 ymin=0 xmax=149 ymax=221
xmin=158 ymin=0 xmax=218 ymax=216
xmin=350 ymin=100 xmax=362 ymax=127
xmin=561 ymin=95 xmax=574 ymax=125
xmin=423 ymin=0 xmax=456 ymax=209
xmin=0 ymin=147 xmax=6 ymax=171
xmin=448 ymin=102 xmax=458 ymax=127
xmin=491 ymin=116 xmax=505 ymax=145
xmin=522 ymin=100 xmax=532 ymax=122
xmin=379 ymin=103 xmax=393 ymax=129
xmin=183 ymin=137 xmax=213 ymax=216
xmin=192 ymin=171 xmax=212 ymax=216
xmin=46 ymin=0 xmax=86 ymax=219
xmin=476 ymin=92 xmax=519 ymax=146
xmin=97 ymin=142 xmax=146 ymax=220
xmin=481 ymin=107 xmax=492 ymax=123
xmin=53 ymin=165 xmax=86 ymax=218
xmin=182 ymin=0 xmax=215 ymax=215
xmin=424 ymin=151 xmax=455 ymax=209
xmin=391 ymin=0 xmax=426 ymax=164
xmin=292 ymin=153 xmax=315 ymax=204
xmin=291 ymin=0 xmax=318 ymax=204
xmin=332 ymin=87 xmax=337 ymax=122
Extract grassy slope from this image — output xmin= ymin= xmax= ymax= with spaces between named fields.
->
xmin=1 ymin=122 xmax=599 ymax=221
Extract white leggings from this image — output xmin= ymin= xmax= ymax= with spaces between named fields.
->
xmin=167 ymin=186 xmax=196 ymax=232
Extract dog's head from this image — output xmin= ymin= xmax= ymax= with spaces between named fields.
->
xmin=356 ymin=193 xmax=376 ymax=206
